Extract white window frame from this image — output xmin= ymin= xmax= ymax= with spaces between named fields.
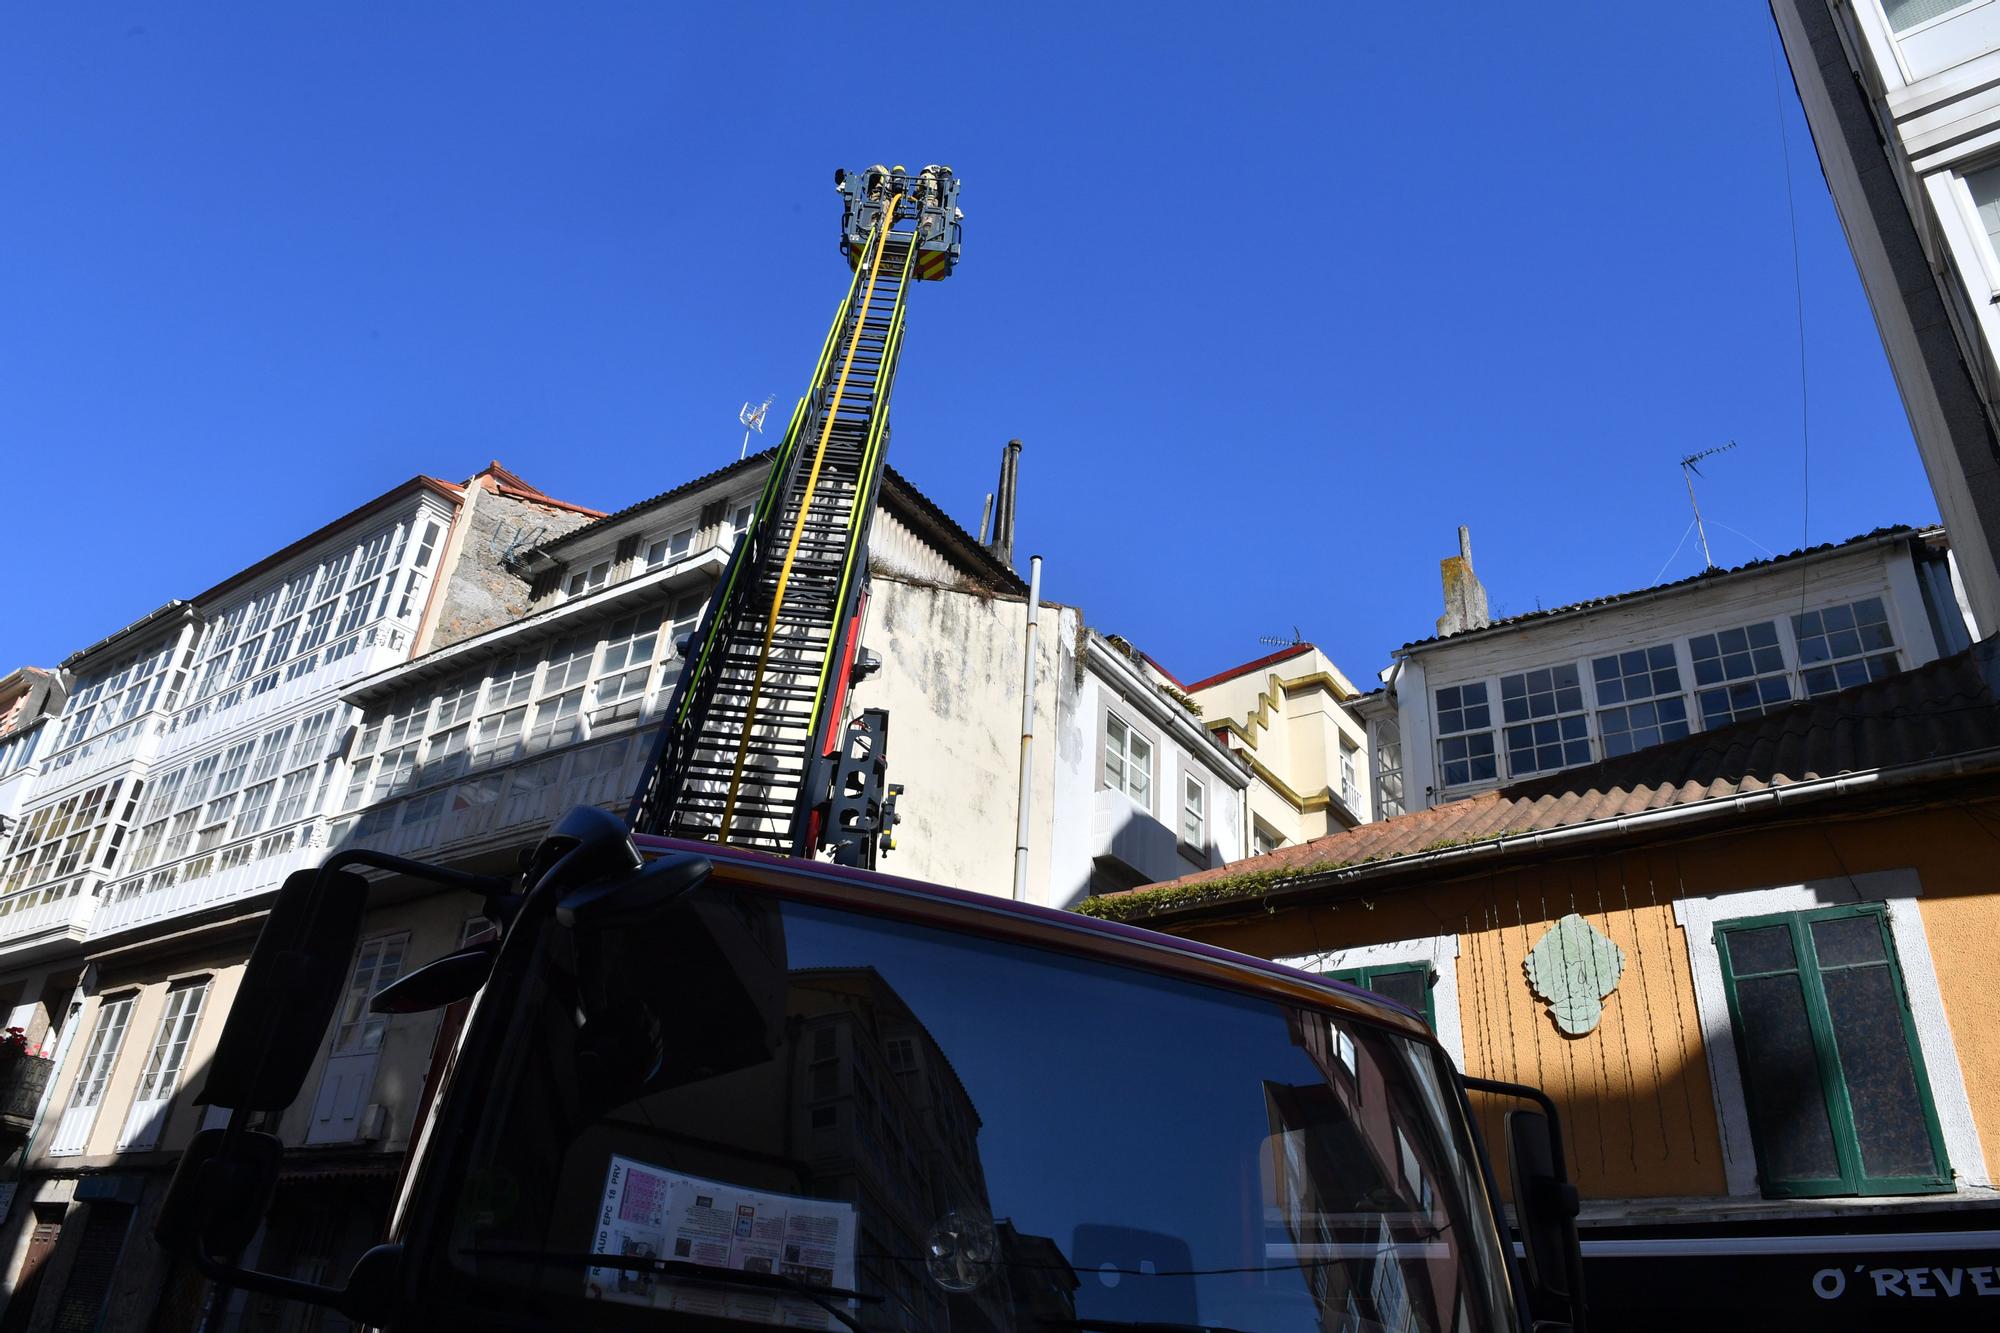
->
xmin=1433 ymin=682 xmax=1496 ymax=790
xmin=119 ymin=978 xmax=210 ymax=1151
xmin=1498 ymin=664 xmax=1592 ymax=779
xmin=1102 ymin=711 xmax=1155 ymax=811
xmin=1277 ymin=936 xmax=1465 ymax=1067
xmin=50 ymin=992 xmax=137 ymax=1156
xmin=1180 ymin=772 xmax=1206 ymax=850
xmin=1673 ymin=868 xmax=1988 ymax=1195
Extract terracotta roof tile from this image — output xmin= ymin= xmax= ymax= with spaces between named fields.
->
xmin=1133 ymin=636 xmax=2000 ymax=907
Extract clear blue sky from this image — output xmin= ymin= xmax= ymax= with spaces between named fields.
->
xmin=0 ymin=3 xmax=1939 ymax=684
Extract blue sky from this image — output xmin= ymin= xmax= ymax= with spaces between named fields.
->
xmin=0 ymin=3 xmax=1937 ymax=684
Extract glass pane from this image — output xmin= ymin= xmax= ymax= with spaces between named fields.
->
xmin=1821 ymin=965 xmax=1938 ymax=1180
xmin=1726 ymin=925 xmax=1795 ymax=974
xmin=1734 ymin=973 xmax=1841 ymax=1183
xmin=1885 ymin=0 xmax=1975 ymax=34
xmin=1369 ymin=969 xmax=1430 ymax=1023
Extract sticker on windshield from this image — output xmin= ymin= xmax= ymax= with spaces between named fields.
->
xmin=586 ymin=1155 xmax=858 ymax=1328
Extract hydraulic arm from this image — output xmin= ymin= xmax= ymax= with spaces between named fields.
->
xmin=629 ymin=165 xmax=961 ymax=862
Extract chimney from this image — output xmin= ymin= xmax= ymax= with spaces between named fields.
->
xmin=1436 ymin=525 xmax=1491 ymax=637
xmin=988 ymin=439 xmax=1022 ymax=568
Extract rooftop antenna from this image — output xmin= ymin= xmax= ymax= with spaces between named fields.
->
xmin=1680 ymin=441 xmax=1736 ymax=571
xmin=738 ymin=394 xmax=775 ymax=460
xmin=1257 ymin=626 xmax=1304 ymax=648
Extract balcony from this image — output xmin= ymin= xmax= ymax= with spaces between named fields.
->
xmin=0 ymin=880 xmax=98 ymax=960
xmin=0 ymin=1052 xmax=54 ymax=1136
xmin=1090 ymin=786 xmax=1183 ymax=886
xmin=340 ymin=733 xmax=649 ymax=864
xmin=92 ymin=825 xmax=323 ymax=941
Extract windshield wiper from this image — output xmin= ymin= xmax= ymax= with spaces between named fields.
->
xmin=1040 ymin=1312 xmax=1256 ymax=1320
xmin=461 ymin=1247 xmax=876 ymax=1332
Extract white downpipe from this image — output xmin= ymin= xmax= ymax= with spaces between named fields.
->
xmin=1013 ymin=556 xmax=1043 ymax=901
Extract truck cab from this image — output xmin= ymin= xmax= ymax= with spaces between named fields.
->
xmin=155 ymin=807 xmax=1583 ymax=1332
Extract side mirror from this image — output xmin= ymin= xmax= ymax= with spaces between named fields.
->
xmin=370 ymin=941 xmax=499 ymax=1015
xmin=1507 ymin=1109 xmax=1580 ymax=1308
xmin=155 ymin=1127 xmax=284 ymax=1259
xmin=198 ymin=868 xmax=368 ymax=1112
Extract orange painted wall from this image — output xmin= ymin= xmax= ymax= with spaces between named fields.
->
xmin=1170 ymin=795 xmax=2000 ymax=1202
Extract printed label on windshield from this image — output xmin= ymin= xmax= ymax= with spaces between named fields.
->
xmin=586 ymin=1155 xmax=858 ymax=1328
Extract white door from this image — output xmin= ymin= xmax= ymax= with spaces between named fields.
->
xmin=49 ymin=994 xmax=135 ymax=1156
xmin=118 ymin=979 xmax=209 ymax=1151
xmin=305 ymin=934 xmax=406 ymax=1144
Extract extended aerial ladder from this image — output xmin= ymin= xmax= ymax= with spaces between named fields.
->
xmin=629 ymin=164 xmax=961 ymax=864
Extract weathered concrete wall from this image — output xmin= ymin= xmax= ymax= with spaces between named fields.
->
xmin=851 ymin=575 xmax=1074 ymax=906
xmin=426 ymin=488 xmax=595 ymax=651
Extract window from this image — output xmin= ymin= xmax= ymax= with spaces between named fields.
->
xmin=1500 ymin=664 xmax=1590 ymax=777
xmin=487 ymin=656 xmax=536 ymax=711
xmin=132 ymin=981 xmax=207 ymax=1110
xmin=1339 ymin=740 xmax=1359 ymax=807
xmin=250 ymin=726 xmax=293 ymax=783
xmin=1592 ymin=644 xmax=1690 ymax=758
xmin=1885 ymin=0 xmax=1980 ymax=35
xmin=335 ymin=584 xmax=376 ymax=637
xmin=180 ymin=755 xmax=221 ymax=810
xmin=473 ymin=707 xmax=527 ymax=765
xmin=1793 ymin=597 xmax=1898 ymax=697
xmin=271 ymin=769 xmax=317 ymax=827
xmin=1253 ymin=822 xmax=1283 ymax=857
xmin=1374 ymin=719 xmax=1405 ymax=820
xmin=54 ymin=995 xmax=135 ymax=1150
xmin=529 ymin=689 xmax=584 ymax=749
xmin=646 ymin=527 xmax=696 ymax=568
xmin=355 ymin=527 xmax=397 ymax=583
xmin=233 ymin=782 xmax=276 ymax=837
xmin=425 ymin=724 xmax=471 ymax=783
xmin=544 ymin=637 xmax=593 ymax=693
xmin=214 ymin=740 xmax=255 ymax=797
xmin=372 ymin=745 xmax=419 ymax=801
xmin=1324 ymin=963 xmax=1436 ymax=1027
xmin=1689 ymin=622 xmax=1791 ymax=728
xmin=1434 ymin=683 xmax=1495 ymax=788
xmin=1715 ymin=904 xmax=1948 ymax=1197
xmin=566 ymin=561 xmax=610 ymax=597
xmin=1180 ymin=773 xmax=1205 ymax=849
xmin=289 ymin=708 xmax=338 ymax=768
xmin=435 ymin=677 xmax=480 ymax=730
xmin=1102 ymin=713 xmax=1153 ymax=809
xmin=334 ymin=937 xmax=407 ymax=1054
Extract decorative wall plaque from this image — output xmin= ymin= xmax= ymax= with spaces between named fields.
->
xmin=1523 ymin=912 xmax=1625 ymax=1036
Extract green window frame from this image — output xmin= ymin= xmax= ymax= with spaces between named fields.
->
xmin=1714 ymin=903 xmax=1950 ymax=1198
xmin=1325 ymin=962 xmax=1436 ymax=1029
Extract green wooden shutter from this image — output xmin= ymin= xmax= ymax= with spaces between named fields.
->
xmin=1715 ymin=904 xmax=1949 ymax=1198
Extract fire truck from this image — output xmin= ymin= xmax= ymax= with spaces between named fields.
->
xmin=154 ymin=167 xmax=1586 ymax=1333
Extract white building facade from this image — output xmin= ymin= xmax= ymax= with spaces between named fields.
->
xmin=1774 ymin=0 xmax=2000 ymax=636
xmin=1388 ymin=527 xmax=1971 ymax=811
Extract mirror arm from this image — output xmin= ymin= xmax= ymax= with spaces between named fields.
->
xmin=1463 ymin=1075 xmax=1570 ymax=1183
xmin=317 ymin=849 xmax=508 ymax=898
xmin=1464 ymin=1075 xmax=1586 ymax=1333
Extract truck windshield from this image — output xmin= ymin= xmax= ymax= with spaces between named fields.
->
xmin=429 ymin=878 xmax=1515 ymax=1333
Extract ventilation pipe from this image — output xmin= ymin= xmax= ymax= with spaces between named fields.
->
xmin=1013 ymin=554 xmax=1043 ymax=901
xmin=989 ymin=439 xmax=1022 ymax=569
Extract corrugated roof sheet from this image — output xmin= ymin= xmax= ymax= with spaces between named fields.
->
xmin=1137 ymin=635 xmax=2000 ymax=902
xmin=1395 ymin=526 xmax=1921 ymax=653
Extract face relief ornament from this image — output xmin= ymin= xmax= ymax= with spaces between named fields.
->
xmin=1524 ymin=912 xmax=1625 ymax=1036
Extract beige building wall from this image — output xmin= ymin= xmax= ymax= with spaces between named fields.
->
xmin=1188 ymin=646 xmax=1370 ymax=849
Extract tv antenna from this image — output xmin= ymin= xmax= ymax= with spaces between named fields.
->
xmin=1680 ymin=441 xmax=1736 ymax=570
xmin=1258 ymin=626 xmax=1304 ymax=648
xmin=738 ymin=394 xmax=775 ymax=460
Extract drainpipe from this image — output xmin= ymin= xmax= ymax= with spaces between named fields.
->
xmin=1012 ymin=556 xmax=1043 ymax=901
